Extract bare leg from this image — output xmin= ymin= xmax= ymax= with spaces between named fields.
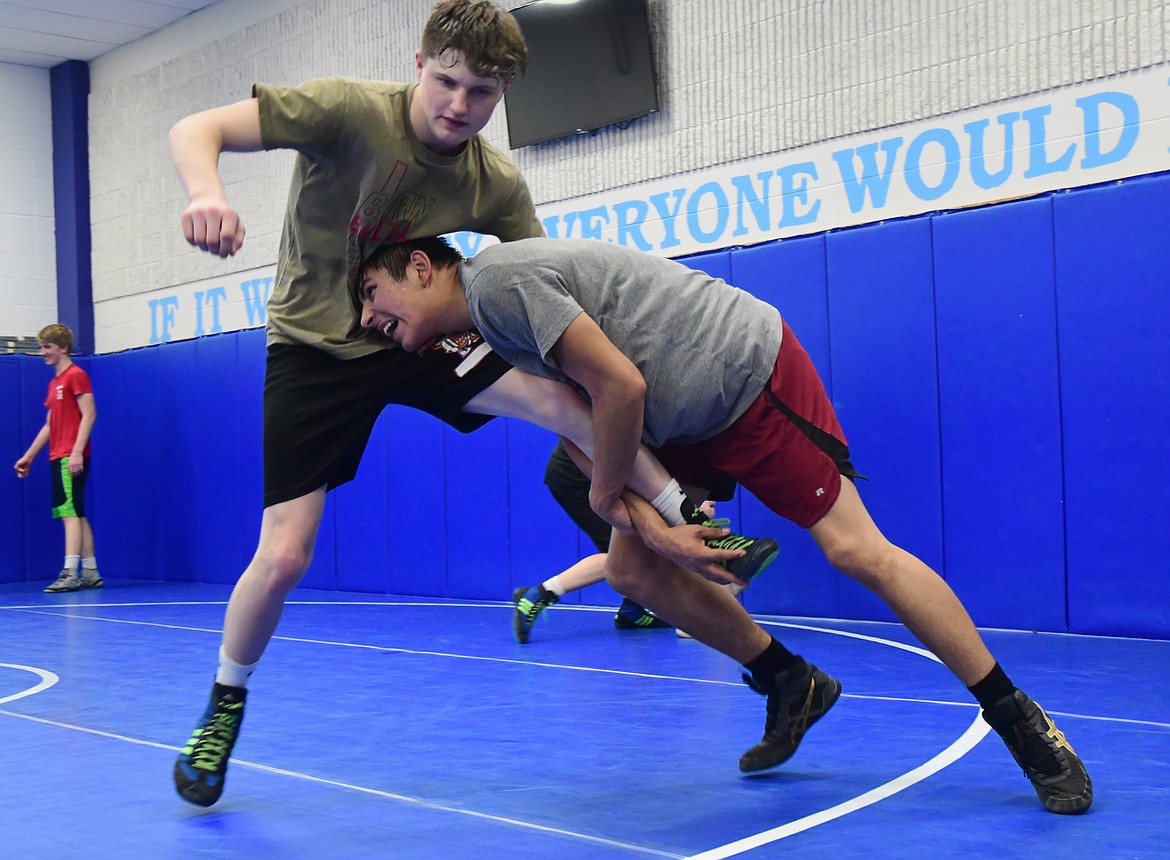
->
xmin=547 ymin=553 xmax=608 ymax=592
xmin=605 ymin=529 xmax=771 ymax=663
xmin=220 ymin=487 xmax=327 ymax=665
xmin=808 ymin=478 xmax=994 ymax=685
xmin=464 ymin=368 xmax=674 ymax=502
xmin=61 ymin=516 xmax=82 ymax=557
xmin=79 ymin=518 xmax=95 ymax=558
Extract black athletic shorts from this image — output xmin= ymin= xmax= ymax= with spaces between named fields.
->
xmin=543 ymin=441 xmax=612 ymax=552
xmin=50 ymin=457 xmax=87 ymax=519
xmin=263 ymin=339 xmax=511 ymax=508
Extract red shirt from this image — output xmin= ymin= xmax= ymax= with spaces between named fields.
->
xmin=44 ymin=363 xmax=93 ymax=460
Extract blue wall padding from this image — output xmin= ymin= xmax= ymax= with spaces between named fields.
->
xmin=331 ymin=408 xmax=392 ymax=594
xmin=729 ymin=237 xmax=842 ymax=619
xmin=229 ymin=329 xmax=266 ymax=583
xmin=444 ymin=419 xmax=511 ymax=600
xmin=10 ymin=174 xmax=1170 ymax=639
xmin=381 ymin=406 xmax=449 ymax=596
xmin=932 ymin=198 xmax=1067 ymax=632
xmin=827 ymin=218 xmax=944 ymax=623
xmin=1053 ymin=174 xmax=1170 ymax=638
xmin=191 ymin=332 xmax=262 ymax=586
xmin=1 ymin=357 xmax=28 ymax=582
xmin=299 ymin=493 xmax=338 ymax=591
xmin=505 ymin=420 xmax=584 ymax=601
xmin=88 ymin=345 xmax=164 ymax=580
xmin=154 ymin=337 xmax=201 ymax=580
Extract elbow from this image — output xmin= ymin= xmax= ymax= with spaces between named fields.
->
xmin=167 ymin=116 xmax=189 ymax=149
xmin=168 ymin=113 xmax=211 ymax=156
xmin=621 ymin=368 xmax=647 ymax=408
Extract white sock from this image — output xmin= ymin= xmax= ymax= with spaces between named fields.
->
xmin=542 ymin=575 xmax=567 ymax=596
xmin=81 ymin=556 xmax=98 ymax=570
xmin=64 ymin=554 xmax=80 ymax=572
xmin=650 ymin=480 xmax=689 ymax=526
xmin=215 ymin=645 xmax=259 ymax=689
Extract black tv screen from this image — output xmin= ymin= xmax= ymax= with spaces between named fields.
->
xmin=505 ymin=0 xmax=660 ymax=148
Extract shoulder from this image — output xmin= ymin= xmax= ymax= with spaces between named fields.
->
xmin=466 ymin=135 xmax=523 ymax=180
xmin=67 ymin=364 xmax=92 ymax=388
xmin=255 ymin=77 xmax=409 ymax=115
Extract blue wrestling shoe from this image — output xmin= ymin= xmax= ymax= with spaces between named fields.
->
xmin=512 ymin=584 xmax=559 ymax=644
xmin=614 ymin=599 xmax=672 ymax=630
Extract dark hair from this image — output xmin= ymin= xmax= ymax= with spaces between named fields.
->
xmin=422 ymin=0 xmax=528 ymax=82
xmin=360 ymin=236 xmax=466 ymax=283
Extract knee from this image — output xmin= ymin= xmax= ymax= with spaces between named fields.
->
xmin=604 ymin=558 xmax=644 ymax=598
xmin=251 ymin=541 xmax=313 ymax=592
xmin=538 ymin=386 xmax=591 ymax=439
xmin=822 ymin=537 xmax=897 ymax=590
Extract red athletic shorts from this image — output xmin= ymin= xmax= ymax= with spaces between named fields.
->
xmin=653 ymin=320 xmax=862 ymax=528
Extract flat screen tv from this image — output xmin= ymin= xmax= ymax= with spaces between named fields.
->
xmin=505 ymin=0 xmax=660 ymax=148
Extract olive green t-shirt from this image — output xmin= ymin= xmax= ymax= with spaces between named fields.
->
xmin=254 ymin=77 xmax=543 ymax=358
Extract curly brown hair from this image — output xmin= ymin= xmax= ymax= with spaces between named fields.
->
xmin=421 ymin=0 xmax=528 ymax=82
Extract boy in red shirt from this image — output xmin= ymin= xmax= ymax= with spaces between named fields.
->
xmin=14 ymin=323 xmax=104 ymax=593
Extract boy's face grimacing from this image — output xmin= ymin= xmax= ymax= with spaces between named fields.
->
xmin=359 ymin=263 xmax=446 ymax=353
xmin=412 ymin=49 xmax=509 ymax=154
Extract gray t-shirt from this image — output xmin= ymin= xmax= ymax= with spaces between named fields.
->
xmin=460 ymin=238 xmax=784 ymax=446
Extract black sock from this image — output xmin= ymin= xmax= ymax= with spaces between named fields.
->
xmin=967 ymin=662 xmax=1015 ymax=712
xmin=680 ymin=495 xmax=709 ymax=525
xmin=212 ymin=681 xmax=247 ymax=703
xmin=743 ymin=637 xmax=802 ymax=683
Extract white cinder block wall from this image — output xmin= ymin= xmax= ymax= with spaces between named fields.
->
xmin=0 ymin=64 xmax=55 ymax=344
xmin=2 ymin=0 xmax=1168 ymax=347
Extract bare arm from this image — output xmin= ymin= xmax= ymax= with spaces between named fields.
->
xmin=68 ymin=392 xmax=96 ymax=476
xmin=168 ymin=98 xmax=264 ymax=257
xmin=620 ymin=490 xmax=748 ymax=586
xmin=14 ymin=413 xmax=50 ymax=478
xmin=550 ymin=312 xmax=648 ymax=530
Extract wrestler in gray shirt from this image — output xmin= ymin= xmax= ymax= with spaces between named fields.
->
xmin=460 ymin=238 xmax=784 ymax=447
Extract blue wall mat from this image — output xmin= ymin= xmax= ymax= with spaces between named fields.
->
xmin=192 ymin=333 xmax=256 ymax=585
xmin=155 ymin=337 xmax=202 ymax=581
xmin=1054 ymin=174 xmax=1170 ymax=638
xmin=88 ymin=347 xmax=164 ymax=580
xmin=504 ymin=420 xmax=584 ymax=601
xmin=333 ymin=406 xmax=393 ymax=594
xmin=18 ymin=357 xmax=59 ymax=582
xmin=444 ymin=418 xmax=511 ymax=599
xmin=1 ymin=357 xmax=27 ymax=582
xmin=826 ymin=218 xmax=943 ymax=623
xmin=729 ymin=237 xmax=843 ymax=619
xmin=298 ymin=491 xmax=338 ymax=591
xmin=81 ymin=355 xmax=119 ymax=578
xmin=932 ymin=199 xmax=1067 ymax=632
xmin=230 ymin=328 xmax=266 ymax=586
xmin=236 ymin=327 xmax=267 ymax=468
xmin=382 ymin=405 xmax=448 ymax=597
